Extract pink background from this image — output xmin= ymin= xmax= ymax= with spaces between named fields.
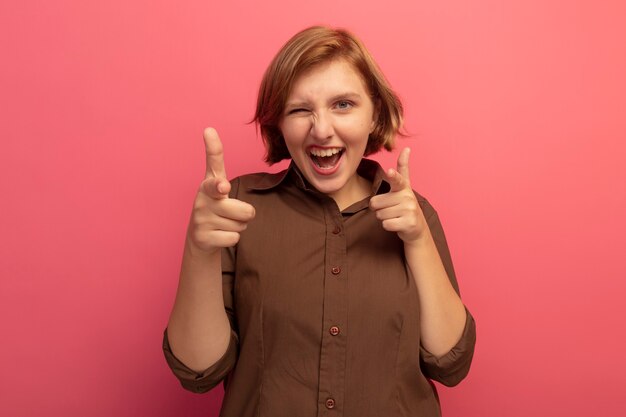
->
xmin=2 ymin=0 xmax=625 ymax=416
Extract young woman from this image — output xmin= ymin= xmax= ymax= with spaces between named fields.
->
xmin=164 ymin=26 xmax=476 ymax=417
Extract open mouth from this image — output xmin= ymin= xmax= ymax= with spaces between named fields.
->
xmin=309 ymin=147 xmax=345 ymax=170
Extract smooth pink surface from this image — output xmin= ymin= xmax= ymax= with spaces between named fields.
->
xmin=1 ymin=1 xmax=625 ymax=416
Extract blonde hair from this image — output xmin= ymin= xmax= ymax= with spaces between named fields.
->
xmin=254 ymin=26 xmax=404 ymax=164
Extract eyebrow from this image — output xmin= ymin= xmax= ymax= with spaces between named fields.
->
xmin=284 ymin=92 xmax=363 ymax=110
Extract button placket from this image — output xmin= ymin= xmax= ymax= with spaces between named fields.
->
xmin=318 ymin=202 xmax=347 ymax=416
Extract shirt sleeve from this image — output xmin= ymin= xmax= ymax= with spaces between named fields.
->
xmin=162 ymin=326 xmax=239 ymax=393
xmin=419 ymin=308 xmax=476 ymax=387
xmin=417 ymin=196 xmax=477 ymax=387
xmin=162 ymin=179 xmax=242 ymax=393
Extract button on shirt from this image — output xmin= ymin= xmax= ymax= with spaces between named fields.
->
xmin=163 ymin=159 xmax=476 ymax=417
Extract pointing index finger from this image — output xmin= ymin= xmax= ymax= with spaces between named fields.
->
xmin=396 ymin=147 xmax=411 ymax=180
xmin=386 ymin=148 xmax=412 ymax=192
xmin=203 ymin=127 xmax=227 ymax=180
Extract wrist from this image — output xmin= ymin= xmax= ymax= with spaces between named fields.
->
xmin=403 ymin=229 xmax=434 ymax=251
xmin=185 ymin=234 xmax=221 ymax=259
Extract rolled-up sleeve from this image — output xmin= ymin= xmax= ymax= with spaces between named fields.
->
xmin=420 ymin=308 xmax=476 ymax=386
xmin=417 ymin=195 xmax=477 ymax=386
xmin=162 ymin=328 xmax=239 ymax=393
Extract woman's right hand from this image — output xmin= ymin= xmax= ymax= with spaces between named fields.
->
xmin=187 ymin=127 xmax=256 ymax=254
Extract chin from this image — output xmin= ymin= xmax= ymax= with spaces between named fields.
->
xmin=309 ymin=177 xmax=347 ymax=195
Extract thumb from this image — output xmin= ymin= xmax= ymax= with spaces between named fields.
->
xmin=201 ymin=176 xmax=231 ymax=199
xmin=204 ymin=127 xmax=227 ymax=180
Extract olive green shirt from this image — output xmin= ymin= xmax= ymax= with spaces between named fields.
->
xmin=163 ymin=159 xmax=476 ymax=417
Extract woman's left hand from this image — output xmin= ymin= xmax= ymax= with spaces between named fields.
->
xmin=369 ymin=148 xmax=430 ymax=245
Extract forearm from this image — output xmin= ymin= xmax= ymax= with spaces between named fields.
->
xmin=167 ymin=237 xmax=231 ymax=373
xmin=405 ymin=231 xmax=467 ymax=358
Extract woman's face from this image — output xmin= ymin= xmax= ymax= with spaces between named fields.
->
xmin=279 ymin=59 xmax=376 ymax=205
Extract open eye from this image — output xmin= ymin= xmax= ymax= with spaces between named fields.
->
xmin=335 ymin=100 xmax=353 ymax=110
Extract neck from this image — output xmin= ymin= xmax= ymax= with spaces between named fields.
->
xmin=329 ymin=174 xmax=372 ymax=211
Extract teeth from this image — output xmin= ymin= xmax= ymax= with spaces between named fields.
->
xmin=309 ymin=147 xmax=342 ymax=157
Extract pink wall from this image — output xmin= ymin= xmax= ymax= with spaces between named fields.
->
xmin=2 ymin=0 xmax=625 ymax=416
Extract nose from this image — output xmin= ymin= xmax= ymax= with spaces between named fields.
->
xmin=309 ymin=111 xmax=334 ymax=141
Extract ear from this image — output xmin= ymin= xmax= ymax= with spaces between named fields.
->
xmin=370 ymin=99 xmax=381 ymax=133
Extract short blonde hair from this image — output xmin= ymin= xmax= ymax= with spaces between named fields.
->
xmin=254 ymin=26 xmax=404 ymax=164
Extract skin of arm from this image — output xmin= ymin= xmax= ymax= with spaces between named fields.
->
xmin=369 ymin=148 xmax=467 ymax=358
xmin=167 ymin=128 xmax=255 ymax=372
